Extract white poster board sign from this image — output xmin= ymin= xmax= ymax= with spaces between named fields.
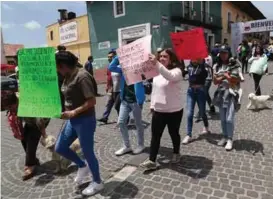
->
xmin=243 ymin=19 xmax=273 ymax=34
xmin=59 ymin=22 xmax=78 ymax=44
xmin=231 ymin=22 xmax=244 ymax=57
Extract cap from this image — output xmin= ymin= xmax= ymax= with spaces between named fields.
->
xmin=220 ymin=45 xmax=229 ymax=53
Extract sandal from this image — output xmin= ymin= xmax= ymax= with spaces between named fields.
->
xmin=22 ymin=166 xmax=35 ymax=181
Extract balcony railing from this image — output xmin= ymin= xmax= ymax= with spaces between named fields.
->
xmin=170 ymin=3 xmax=222 ymax=29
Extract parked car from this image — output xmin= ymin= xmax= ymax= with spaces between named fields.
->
xmin=1 ymin=76 xmax=18 ymax=111
xmin=8 ymin=73 xmax=17 ymax=80
xmin=1 ymin=64 xmax=16 ymax=76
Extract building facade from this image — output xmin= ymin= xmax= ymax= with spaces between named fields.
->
xmin=46 ymin=14 xmax=91 ymax=65
xmin=221 ymin=2 xmax=266 ymax=45
xmin=3 ymin=44 xmax=24 ymax=65
xmin=1 ymin=29 xmax=7 ymax=64
xmin=86 ymin=1 xmax=222 ymax=69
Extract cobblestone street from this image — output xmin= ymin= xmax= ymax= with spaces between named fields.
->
xmin=1 ymin=64 xmax=273 ymax=199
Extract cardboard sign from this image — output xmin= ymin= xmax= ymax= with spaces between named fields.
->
xmin=170 ymin=28 xmax=208 ymax=60
xmin=18 ymin=47 xmax=62 ymax=118
xmin=116 ymin=35 xmax=159 ymax=85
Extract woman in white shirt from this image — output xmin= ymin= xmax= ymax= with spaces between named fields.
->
xmin=140 ymin=49 xmax=183 ymax=170
xmin=248 ymin=45 xmax=268 ymax=96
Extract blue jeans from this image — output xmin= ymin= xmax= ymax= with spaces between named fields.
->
xmin=118 ymin=100 xmax=144 ymax=148
xmin=187 ymin=87 xmax=209 ymax=136
xmin=102 ymin=92 xmax=120 ymax=120
xmin=55 ymin=115 xmax=101 ymax=183
xmin=219 ymin=99 xmax=235 ymax=139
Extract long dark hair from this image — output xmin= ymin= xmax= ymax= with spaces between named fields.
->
xmin=158 ymin=48 xmax=182 ymax=70
xmin=253 ymin=45 xmax=263 ymax=57
xmin=55 ymin=51 xmax=78 ymax=69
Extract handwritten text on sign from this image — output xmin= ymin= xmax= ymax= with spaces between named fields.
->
xmin=18 ymin=47 xmax=62 ymax=118
xmin=170 ymin=28 xmax=208 ymax=60
xmin=116 ymin=35 xmax=158 ymax=85
xmin=59 ymin=21 xmax=78 ymax=44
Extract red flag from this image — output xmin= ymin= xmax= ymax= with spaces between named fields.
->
xmin=170 ymin=28 xmax=208 ymax=60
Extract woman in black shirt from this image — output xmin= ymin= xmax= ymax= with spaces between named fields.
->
xmin=182 ymin=59 xmax=210 ymax=144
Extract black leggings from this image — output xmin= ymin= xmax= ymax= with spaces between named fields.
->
xmin=21 ymin=124 xmax=42 ymax=167
xmin=241 ymin=56 xmax=248 ymax=73
xmin=149 ymin=109 xmax=183 ymax=162
xmin=253 ymin=73 xmax=262 ymax=96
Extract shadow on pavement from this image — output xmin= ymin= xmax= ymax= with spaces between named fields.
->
xmin=34 ymin=173 xmax=55 ymax=186
xmin=143 ymin=147 xmax=213 ymax=179
xmin=233 ymin=139 xmax=265 ymax=156
xmin=249 ymin=107 xmax=272 ymax=112
xmin=194 ymin=132 xmax=224 ymax=145
xmin=34 ymin=162 xmax=78 ymax=186
xmin=75 ymin=180 xmax=138 ymax=199
xmin=193 ymin=133 xmax=265 ymax=156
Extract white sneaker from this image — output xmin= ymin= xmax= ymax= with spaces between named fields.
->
xmin=133 ymin=145 xmax=145 ymax=154
xmin=82 ymin=182 xmax=104 ymax=196
xmin=202 ymin=127 xmax=211 ymax=134
xmin=225 ymin=139 xmax=233 ymax=151
xmin=115 ymin=147 xmax=132 ymax=156
xmin=217 ymin=138 xmax=227 ymax=146
xmin=140 ymin=159 xmax=157 ymax=170
xmin=74 ymin=165 xmax=90 ymax=185
xmin=182 ymin=136 xmax=192 ymax=145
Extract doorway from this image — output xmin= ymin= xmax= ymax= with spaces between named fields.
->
xmin=207 ymin=34 xmax=215 ymax=51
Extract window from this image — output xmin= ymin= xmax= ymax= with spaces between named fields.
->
xmin=113 ymin=1 xmax=125 ymax=18
xmin=183 ymin=1 xmax=193 ymax=19
xmin=50 ymin=31 xmax=54 ymax=41
xmin=201 ymin=1 xmax=209 ymax=23
xmin=227 ymin=12 xmax=232 ymax=33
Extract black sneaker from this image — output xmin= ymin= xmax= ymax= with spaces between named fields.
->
xmin=209 ymin=106 xmax=216 ymax=114
xmin=97 ymin=118 xmax=108 ymax=124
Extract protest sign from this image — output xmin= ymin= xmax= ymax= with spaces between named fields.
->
xmin=116 ymin=35 xmax=159 ymax=85
xmin=170 ymin=28 xmax=208 ymax=60
xmin=18 ymin=47 xmax=61 ymax=118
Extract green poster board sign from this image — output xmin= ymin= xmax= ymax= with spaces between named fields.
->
xmin=18 ymin=47 xmax=61 ymax=118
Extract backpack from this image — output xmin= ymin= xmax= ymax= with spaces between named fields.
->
xmin=7 ymin=105 xmax=23 ymax=140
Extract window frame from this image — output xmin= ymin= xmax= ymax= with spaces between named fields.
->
xmin=227 ymin=11 xmax=232 ymax=33
xmin=182 ymin=1 xmax=194 ymax=18
xmin=50 ymin=30 xmax=54 ymax=41
xmin=113 ymin=1 xmax=125 ymax=18
xmin=201 ymin=1 xmax=210 ymax=22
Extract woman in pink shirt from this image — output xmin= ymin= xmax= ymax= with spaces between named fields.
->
xmin=140 ymin=49 xmax=184 ymax=170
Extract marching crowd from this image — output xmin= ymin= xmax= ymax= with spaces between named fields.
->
xmin=3 ymin=38 xmax=270 ymax=197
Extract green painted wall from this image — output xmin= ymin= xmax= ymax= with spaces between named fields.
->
xmin=87 ymin=1 xmax=222 ymax=69
xmin=87 ymin=1 xmax=161 ymax=69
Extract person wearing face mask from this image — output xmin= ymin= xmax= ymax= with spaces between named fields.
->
xmin=97 ymin=50 xmax=121 ymax=124
xmin=182 ymin=57 xmax=210 ymax=145
xmin=140 ymin=49 xmax=183 ymax=170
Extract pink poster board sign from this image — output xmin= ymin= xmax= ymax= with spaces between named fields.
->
xmin=116 ymin=35 xmax=159 ymax=85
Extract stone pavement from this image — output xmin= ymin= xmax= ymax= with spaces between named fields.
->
xmin=1 ymin=64 xmax=273 ymax=199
